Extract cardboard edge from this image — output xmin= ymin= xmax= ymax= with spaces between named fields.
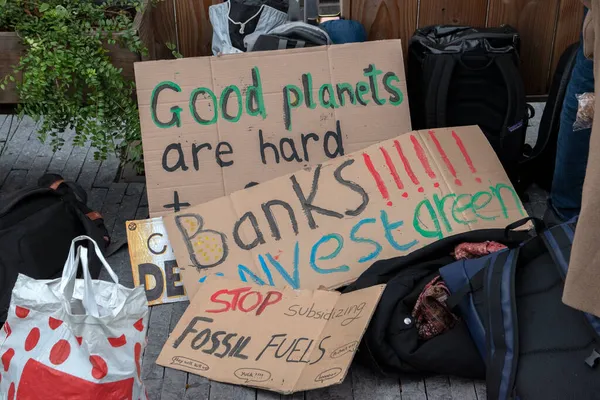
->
xmin=292 ymin=284 xmax=387 ymax=393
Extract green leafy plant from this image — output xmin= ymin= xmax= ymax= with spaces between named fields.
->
xmin=166 ymin=41 xmax=183 ymax=59
xmin=0 ymin=0 xmax=152 ymax=172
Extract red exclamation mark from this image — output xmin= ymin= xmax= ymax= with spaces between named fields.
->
xmin=363 ymin=153 xmax=393 ymax=206
xmin=380 ymin=147 xmax=406 ymax=197
xmin=410 ymin=135 xmax=438 ymax=190
xmin=452 ymin=130 xmax=481 ymax=183
xmin=428 ymin=130 xmax=461 ymax=186
xmin=394 ymin=140 xmax=420 ymax=195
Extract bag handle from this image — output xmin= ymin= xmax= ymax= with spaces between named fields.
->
xmin=60 ymin=236 xmax=119 ymax=317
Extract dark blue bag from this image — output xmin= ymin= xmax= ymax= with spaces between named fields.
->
xmin=440 ymin=218 xmax=600 ymax=400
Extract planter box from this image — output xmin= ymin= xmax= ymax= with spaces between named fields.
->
xmin=0 ymin=12 xmax=145 ymax=104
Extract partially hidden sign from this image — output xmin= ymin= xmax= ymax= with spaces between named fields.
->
xmin=163 ymin=126 xmax=528 ymax=298
xmin=134 ymin=40 xmax=411 ymax=217
xmin=127 ymin=218 xmax=188 ymax=306
xmin=156 ymin=277 xmax=385 ymax=393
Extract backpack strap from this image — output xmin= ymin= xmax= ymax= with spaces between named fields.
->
xmin=484 ymin=249 xmax=519 ymax=400
xmin=542 ymin=222 xmax=600 ymax=338
xmin=440 ymin=255 xmax=495 ymax=358
xmin=424 ymin=54 xmax=456 ymax=128
xmin=494 ymin=54 xmax=527 ymax=140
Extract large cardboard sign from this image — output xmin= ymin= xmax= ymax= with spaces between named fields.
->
xmin=164 ymin=126 xmax=528 ymax=298
xmin=157 ymin=277 xmax=384 ymax=393
xmin=134 ymin=40 xmax=411 ymax=217
xmin=127 ymin=218 xmax=188 ymax=306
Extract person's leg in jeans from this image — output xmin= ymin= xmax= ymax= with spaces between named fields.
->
xmin=547 ymin=9 xmax=595 ymax=222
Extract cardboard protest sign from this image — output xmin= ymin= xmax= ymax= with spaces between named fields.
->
xmin=163 ymin=125 xmax=528 ymax=298
xmin=134 ymin=40 xmax=411 ymax=217
xmin=127 ymin=218 xmax=188 ymax=306
xmin=157 ymin=277 xmax=385 ymax=393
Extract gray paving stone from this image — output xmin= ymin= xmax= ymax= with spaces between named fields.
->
xmin=424 ymin=376 xmax=451 ymax=400
xmin=400 ymin=376 xmax=427 ymax=400
xmin=352 ymin=365 xmax=401 ymax=400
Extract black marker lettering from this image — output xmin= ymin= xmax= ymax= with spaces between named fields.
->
xmin=355 ymin=81 xmax=370 ymax=106
xmin=190 ymin=87 xmax=217 ymax=125
xmin=151 ymin=81 xmax=182 ymax=128
xmin=309 ymin=335 xmax=330 ymax=365
xmin=174 ymin=214 xmax=228 ymax=269
xmin=287 ymin=338 xmax=310 ymax=363
xmin=302 ymin=73 xmax=316 ymax=109
xmin=256 ymin=334 xmax=287 ymax=361
xmin=192 ymin=143 xmax=212 ymax=171
xmin=259 ymin=130 xmax=280 ymax=164
xmin=202 ymin=330 xmax=226 ymax=355
xmin=233 ymin=211 xmax=265 ymax=250
xmin=214 ymin=333 xmax=237 ymax=358
xmin=336 ymin=83 xmax=356 ymax=106
xmin=290 ymin=165 xmax=344 ymax=229
xmin=323 ymin=120 xmax=344 ymax=158
xmin=220 ymin=86 xmax=242 ymax=122
xmin=216 ymin=142 xmax=234 ymax=167
xmin=275 ymin=338 xmax=296 ymax=359
xmin=164 ymin=260 xmax=185 ymax=298
xmin=334 ymin=159 xmax=369 ymax=216
xmin=318 ymin=84 xmax=339 ymax=109
xmin=162 ymin=143 xmax=188 ymax=172
xmin=363 ymin=64 xmax=386 ymax=105
xmin=262 ymin=200 xmax=299 ymax=240
xmin=163 ymin=191 xmax=190 ymax=212
xmin=300 ymin=339 xmax=314 ymax=363
xmin=191 ymin=329 xmax=212 ymax=350
xmin=383 ymin=72 xmax=404 ymax=106
xmin=233 ymin=336 xmax=251 ymax=360
xmin=283 ymin=85 xmax=303 ymax=131
xmin=147 ymin=233 xmax=167 ymax=255
xmin=300 ymin=133 xmax=320 ymax=162
xmin=138 ymin=263 xmax=164 ymax=302
xmin=246 ymin=67 xmax=267 ymax=118
xmin=280 ymin=138 xmax=303 ymax=162
xmin=173 ymin=316 xmax=213 ymax=348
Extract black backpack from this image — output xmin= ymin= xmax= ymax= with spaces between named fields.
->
xmin=344 ymin=225 xmax=531 ymax=379
xmin=519 ymin=42 xmax=580 ymax=192
xmin=407 ymin=25 xmax=528 ymax=188
xmin=0 ymin=174 xmax=110 ymax=324
xmin=441 ymin=218 xmax=600 ymax=400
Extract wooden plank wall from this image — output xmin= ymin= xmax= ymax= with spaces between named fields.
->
xmin=144 ymin=0 xmax=584 ymax=95
xmin=342 ymin=0 xmax=585 ymax=95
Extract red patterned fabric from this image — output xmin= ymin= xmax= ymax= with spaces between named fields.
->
xmin=453 ymin=241 xmax=507 ymax=260
xmin=412 ymin=276 xmax=458 ymax=340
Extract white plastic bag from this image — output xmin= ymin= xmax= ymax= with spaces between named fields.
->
xmin=0 ymin=236 xmax=149 ymax=400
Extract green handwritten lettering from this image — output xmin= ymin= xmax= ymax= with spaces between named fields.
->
xmin=190 ymin=87 xmax=217 ymax=125
xmin=246 ymin=67 xmax=267 ymax=119
xmin=219 ymin=85 xmax=243 ymax=123
xmin=383 ymin=72 xmax=403 ymax=106
xmin=413 ymin=199 xmax=443 ymax=240
xmin=489 ymin=183 xmax=525 ymax=218
xmin=151 ymin=81 xmax=182 ymax=129
xmin=433 ymin=193 xmax=456 ymax=234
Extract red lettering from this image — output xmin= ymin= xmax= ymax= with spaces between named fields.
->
xmin=238 ymin=292 xmax=263 ymax=313
xmin=256 ymin=291 xmax=283 ymax=315
xmin=206 ymin=288 xmax=282 ymax=316
xmin=206 ymin=287 xmax=252 ymax=313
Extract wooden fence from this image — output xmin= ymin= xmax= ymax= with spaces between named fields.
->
xmin=145 ymin=0 xmax=585 ymax=96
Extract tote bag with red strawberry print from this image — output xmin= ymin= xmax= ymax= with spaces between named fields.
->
xmin=0 ymin=236 xmax=149 ymax=400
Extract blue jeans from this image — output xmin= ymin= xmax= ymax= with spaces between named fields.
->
xmin=549 ymin=37 xmax=595 ymax=220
